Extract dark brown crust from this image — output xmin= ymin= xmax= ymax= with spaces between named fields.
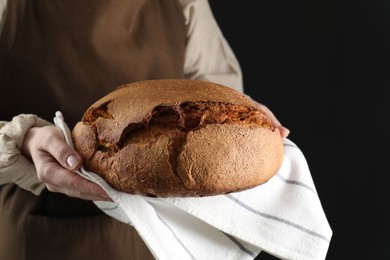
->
xmin=71 ymin=79 xmax=284 ymax=197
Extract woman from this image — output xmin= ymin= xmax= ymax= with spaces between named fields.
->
xmin=0 ymin=0 xmax=289 ymax=259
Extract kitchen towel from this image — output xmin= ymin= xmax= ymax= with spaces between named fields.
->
xmin=54 ymin=111 xmax=332 ymax=260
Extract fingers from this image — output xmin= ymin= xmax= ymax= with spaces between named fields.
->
xmin=278 ymin=126 xmax=290 ymax=139
xmin=24 ymin=126 xmax=83 ymax=170
xmin=38 ymin=160 xmax=112 ymax=201
xmin=253 ymin=102 xmax=290 ymax=139
xmin=26 ymin=126 xmax=112 ymax=201
xmin=43 ymin=128 xmax=83 ymax=171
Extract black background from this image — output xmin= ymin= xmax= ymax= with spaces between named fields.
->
xmin=210 ymin=1 xmax=388 ymax=259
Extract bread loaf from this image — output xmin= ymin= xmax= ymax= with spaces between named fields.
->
xmin=71 ymin=79 xmax=284 ymax=197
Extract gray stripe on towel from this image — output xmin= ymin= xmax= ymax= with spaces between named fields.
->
xmin=225 ymin=194 xmax=330 ymax=242
xmin=224 ymin=232 xmax=257 ymax=257
xmin=157 ymin=215 xmax=197 ymax=260
xmin=279 ymin=142 xmax=317 ymax=193
xmin=275 ymin=174 xmax=317 ymax=193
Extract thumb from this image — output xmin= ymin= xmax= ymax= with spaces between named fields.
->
xmin=44 ymin=127 xmax=83 ymax=171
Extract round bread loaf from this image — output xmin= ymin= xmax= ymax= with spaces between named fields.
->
xmin=71 ymin=79 xmax=284 ymax=197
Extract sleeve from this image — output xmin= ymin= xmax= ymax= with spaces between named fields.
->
xmin=0 ymin=114 xmax=51 ymax=195
xmin=178 ymin=0 xmax=244 ymax=93
xmin=0 ymin=0 xmax=8 ymax=36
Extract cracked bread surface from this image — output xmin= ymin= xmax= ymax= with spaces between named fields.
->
xmin=71 ymin=79 xmax=284 ymax=197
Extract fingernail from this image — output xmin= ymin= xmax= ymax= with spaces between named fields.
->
xmin=282 ymin=127 xmax=290 ymax=138
xmin=66 ymin=155 xmax=79 ymax=168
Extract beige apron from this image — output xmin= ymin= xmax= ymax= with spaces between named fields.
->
xmin=0 ymin=0 xmax=186 ymax=259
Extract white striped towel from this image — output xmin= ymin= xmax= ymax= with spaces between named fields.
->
xmin=54 ymin=111 xmax=332 ymax=260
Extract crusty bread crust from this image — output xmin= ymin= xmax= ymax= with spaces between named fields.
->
xmin=71 ymin=79 xmax=284 ymax=197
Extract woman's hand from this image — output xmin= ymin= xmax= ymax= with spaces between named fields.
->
xmin=22 ymin=126 xmax=112 ymax=201
xmin=254 ymin=101 xmax=290 ymax=139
